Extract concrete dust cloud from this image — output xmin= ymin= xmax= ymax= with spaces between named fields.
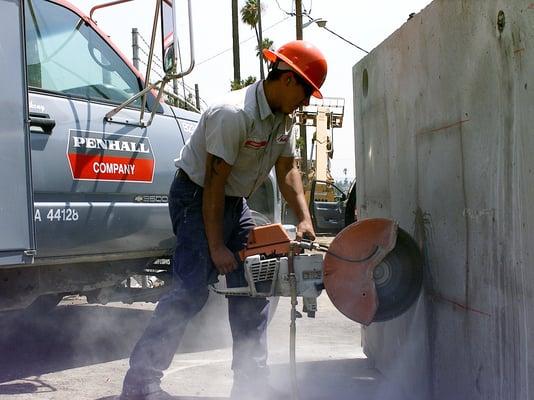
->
xmin=0 ymin=291 xmax=232 ymax=389
xmin=362 ymin=294 xmax=431 ymax=400
xmin=261 ymin=296 xmax=392 ymax=400
xmin=0 ymin=285 xmax=418 ymax=399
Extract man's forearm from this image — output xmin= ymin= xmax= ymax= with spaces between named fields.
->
xmin=279 ymin=167 xmax=312 ymax=222
xmin=202 ymin=154 xmax=238 ymax=274
xmin=203 ymin=154 xmax=231 ymax=252
xmin=203 ymin=182 xmax=226 ymax=251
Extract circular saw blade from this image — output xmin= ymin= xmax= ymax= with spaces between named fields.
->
xmin=323 ymin=219 xmax=423 ymax=324
xmin=323 ymin=219 xmax=398 ymax=325
xmin=372 ymin=228 xmax=423 ymax=322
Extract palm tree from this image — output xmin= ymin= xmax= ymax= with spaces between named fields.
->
xmin=241 ymin=0 xmax=266 ymax=79
xmin=231 ymin=0 xmax=241 ymax=87
xmin=230 ymin=75 xmax=257 ymax=91
xmin=256 ymin=37 xmax=273 ymax=74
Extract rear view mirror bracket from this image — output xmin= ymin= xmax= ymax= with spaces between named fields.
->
xmin=104 ymin=0 xmax=195 ymax=127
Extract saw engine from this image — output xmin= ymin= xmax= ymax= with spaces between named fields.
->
xmin=219 ymin=250 xmax=325 ymax=317
xmin=212 ymin=218 xmax=423 ymax=325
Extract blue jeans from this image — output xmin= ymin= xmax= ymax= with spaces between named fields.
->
xmin=123 ymin=171 xmax=269 ymax=389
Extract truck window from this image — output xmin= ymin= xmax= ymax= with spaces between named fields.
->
xmin=25 ymin=0 xmax=141 ymax=106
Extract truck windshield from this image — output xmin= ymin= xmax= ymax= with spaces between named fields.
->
xmin=25 ymin=0 xmax=141 ymax=106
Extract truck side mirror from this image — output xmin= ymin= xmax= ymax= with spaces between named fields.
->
xmin=163 ymin=37 xmax=175 ymax=73
xmin=161 ymin=0 xmax=195 ymax=79
xmin=106 ymin=0 xmax=196 ymax=127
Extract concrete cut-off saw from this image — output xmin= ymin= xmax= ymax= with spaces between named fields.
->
xmin=210 ymin=218 xmax=423 ymax=399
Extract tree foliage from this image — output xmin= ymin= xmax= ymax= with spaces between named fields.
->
xmin=257 ymin=37 xmax=274 ymax=58
xmin=230 ymin=75 xmax=257 ymax=91
xmin=240 ymin=0 xmax=272 ymax=79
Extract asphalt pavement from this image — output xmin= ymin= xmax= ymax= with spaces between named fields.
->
xmin=0 ymin=271 xmax=399 ymax=400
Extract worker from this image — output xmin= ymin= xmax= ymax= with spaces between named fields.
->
xmin=119 ymin=40 xmax=328 ymax=400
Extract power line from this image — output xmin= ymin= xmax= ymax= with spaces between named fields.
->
xmin=303 ymin=12 xmax=369 ymax=54
xmin=197 ymin=16 xmax=291 ymax=66
xmin=321 ymin=25 xmax=369 ymax=54
xmin=275 ymin=0 xmax=313 ymax=16
xmin=274 ymin=0 xmax=292 ymax=15
xmin=272 ymin=4 xmax=368 ymax=54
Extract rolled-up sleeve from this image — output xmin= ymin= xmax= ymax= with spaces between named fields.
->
xmin=281 ymin=129 xmax=297 ymax=158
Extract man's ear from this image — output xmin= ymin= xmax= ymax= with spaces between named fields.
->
xmin=282 ymin=71 xmax=293 ymax=85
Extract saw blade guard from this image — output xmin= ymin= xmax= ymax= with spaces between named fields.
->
xmin=323 ymin=218 xmax=423 ymax=325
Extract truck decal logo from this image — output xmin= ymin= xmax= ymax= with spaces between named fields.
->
xmin=134 ymin=194 xmax=169 ymax=203
xmin=67 ymin=130 xmax=155 ymax=183
xmin=179 ymin=120 xmax=197 ymax=136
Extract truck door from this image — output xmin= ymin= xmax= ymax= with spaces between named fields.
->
xmin=25 ymin=0 xmax=184 ymax=261
xmin=0 ymin=0 xmax=36 ymax=266
xmin=309 ymin=180 xmax=348 ymax=234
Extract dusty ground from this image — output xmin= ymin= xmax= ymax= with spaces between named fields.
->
xmin=0 ymin=238 xmax=405 ymax=400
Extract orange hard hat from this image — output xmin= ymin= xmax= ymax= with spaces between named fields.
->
xmin=263 ymin=40 xmax=327 ymax=99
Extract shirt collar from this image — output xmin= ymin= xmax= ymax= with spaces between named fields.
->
xmin=256 ymin=80 xmax=274 ymax=121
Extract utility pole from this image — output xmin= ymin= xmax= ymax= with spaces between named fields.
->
xmin=295 ymin=0 xmax=303 ymax=40
xmin=195 ymin=84 xmax=200 ymax=111
xmin=231 ymin=0 xmax=241 ymax=85
xmin=131 ymin=28 xmax=140 ymax=71
xmin=295 ymin=0 xmax=307 ymax=181
xmin=257 ymin=0 xmax=264 ymax=79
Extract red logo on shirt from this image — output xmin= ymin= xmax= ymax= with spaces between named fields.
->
xmin=244 ymin=139 xmax=268 ymax=149
xmin=276 ymin=134 xmax=290 ymax=144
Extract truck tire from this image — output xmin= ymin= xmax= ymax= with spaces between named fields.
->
xmin=372 ymin=228 xmax=423 ymax=322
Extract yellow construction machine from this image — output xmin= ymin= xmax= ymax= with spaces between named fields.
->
xmin=289 ymin=97 xmax=356 ymax=234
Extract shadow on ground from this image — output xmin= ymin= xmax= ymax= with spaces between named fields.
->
xmin=0 ymin=295 xmax=232 ymax=385
xmin=92 ymin=358 xmax=381 ymax=400
xmin=95 ymin=397 xmax=228 ymax=400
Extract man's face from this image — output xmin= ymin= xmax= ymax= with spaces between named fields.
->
xmin=281 ymin=72 xmax=314 ymax=114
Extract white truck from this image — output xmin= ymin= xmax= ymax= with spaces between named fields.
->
xmin=0 ymin=0 xmax=281 ymax=312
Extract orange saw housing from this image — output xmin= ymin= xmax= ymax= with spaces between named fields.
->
xmin=239 ymin=223 xmax=296 ymax=260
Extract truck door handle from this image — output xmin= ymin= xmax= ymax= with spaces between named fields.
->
xmin=29 ymin=112 xmax=56 ymax=134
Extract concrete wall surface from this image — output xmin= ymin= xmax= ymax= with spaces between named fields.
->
xmin=353 ymin=1 xmax=533 ymax=399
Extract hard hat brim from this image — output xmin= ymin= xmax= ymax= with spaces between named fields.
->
xmin=263 ymin=48 xmax=323 ymax=99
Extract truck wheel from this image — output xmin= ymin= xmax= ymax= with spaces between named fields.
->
xmin=25 ymin=293 xmax=64 ymax=314
xmin=372 ymin=228 xmax=423 ymax=322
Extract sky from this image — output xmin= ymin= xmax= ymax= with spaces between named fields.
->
xmin=70 ymin=0 xmax=432 ymax=181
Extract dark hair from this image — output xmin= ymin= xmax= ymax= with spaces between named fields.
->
xmin=266 ymin=66 xmax=286 ymax=81
xmin=266 ymin=62 xmax=314 ymax=97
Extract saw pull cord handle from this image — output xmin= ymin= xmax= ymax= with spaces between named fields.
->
xmin=288 ymin=245 xmax=300 ymax=400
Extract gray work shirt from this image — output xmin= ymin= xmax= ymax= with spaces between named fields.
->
xmin=175 ymin=80 xmax=296 ymax=197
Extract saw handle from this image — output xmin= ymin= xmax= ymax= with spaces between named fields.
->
xmin=291 ymin=239 xmax=320 ymax=251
